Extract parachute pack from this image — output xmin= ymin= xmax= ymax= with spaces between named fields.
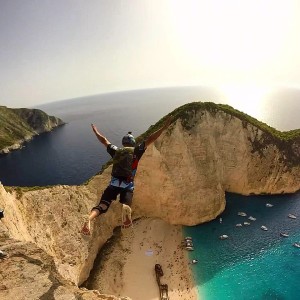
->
xmin=111 ymin=147 xmax=134 ymax=179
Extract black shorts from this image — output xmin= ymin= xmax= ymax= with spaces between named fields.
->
xmin=92 ymin=185 xmax=133 ymax=214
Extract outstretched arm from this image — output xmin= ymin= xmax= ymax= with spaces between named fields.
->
xmin=91 ymin=124 xmax=111 ymax=147
xmin=145 ymin=116 xmax=172 ymax=148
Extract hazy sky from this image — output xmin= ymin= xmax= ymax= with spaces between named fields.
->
xmin=1 ymin=0 xmax=300 ymax=107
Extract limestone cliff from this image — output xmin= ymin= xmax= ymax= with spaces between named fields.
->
xmin=0 ymin=106 xmax=65 ymax=154
xmin=0 ymin=102 xmax=299 ymax=299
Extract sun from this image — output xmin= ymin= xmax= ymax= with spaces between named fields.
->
xmin=218 ymin=84 xmax=271 ymax=119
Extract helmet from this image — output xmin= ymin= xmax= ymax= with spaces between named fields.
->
xmin=122 ymin=132 xmax=136 ymax=146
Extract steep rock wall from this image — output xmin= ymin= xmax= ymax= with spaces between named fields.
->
xmin=13 ymin=108 xmax=64 ymax=134
xmin=134 ymin=109 xmax=299 ymax=225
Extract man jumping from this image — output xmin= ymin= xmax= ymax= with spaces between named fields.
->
xmin=81 ymin=116 xmax=172 ymax=235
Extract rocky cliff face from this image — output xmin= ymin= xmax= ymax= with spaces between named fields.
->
xmin=13 ymin=108 xmax=64 ymax=134
xmin=0 ymin=102 xmax=299 ymax=299
xmin=134 ymin=105 xmax=300 ymax=226
xmin=0 ymin=106 xmax=65 ymax=154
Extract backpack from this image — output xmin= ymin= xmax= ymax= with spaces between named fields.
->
xmin=112 ymin=147 xmax=134 ymax=179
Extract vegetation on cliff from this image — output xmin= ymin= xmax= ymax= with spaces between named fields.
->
xmin=0 ymin=106 xmax=65 ymax=152
xmin=138 ymin=101 xmax=300 ymax=142
xmin=137 ymin=101 xmax=300 ymax=167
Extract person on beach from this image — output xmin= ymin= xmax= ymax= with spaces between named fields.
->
xmin=81 ymin=116 xmax=172 ymax=235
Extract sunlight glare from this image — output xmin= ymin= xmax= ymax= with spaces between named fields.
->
xmin=218 ymin=85 xmax=271 ymax=119
xmin=169 ymin=0 xmax=294 ymax=83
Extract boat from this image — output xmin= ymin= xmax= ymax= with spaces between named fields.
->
xmin=185 ymin=237 xmax=193 ymax=240
xmin=261 ymin=226 xmax=268 ymax=231
xmin=236 ymin=223 xmax=243 ymax=227
xmin=243 ymin=222 xmax=250 ymax=226
xmin=266 ymin=203 xmax=273 ymax=207
xmin=0 ymin=250 xmax=8 ymax=258
xmin=185 ymin=246 xmax=194 ymax=251
xmin=248 ymin=216 xmax=256 ymax=221
xmin=238 ymin=212 xmax=247 ymax=217
xmin=183 ymin=237 xmax=193 ymax=244
xmin=189 ymin=259 xmax=198 ymax=265
xmin=219 ymin=234 xmax=228 ymax=240
xmin=184 ymin=240 xmax=193 ymax=244
xmin=280 ymin=232 xmax=289 ymax=237
xmin=293 ymin=243 xmax=300 ymax=248
xmin=288 ymin=214 xmax=297 ymax=219
xmin=182 ymin=237 xmax=194 ymax=251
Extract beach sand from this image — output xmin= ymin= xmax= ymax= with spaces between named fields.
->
xmin=87 ymin=217 xmax=199 ymax=300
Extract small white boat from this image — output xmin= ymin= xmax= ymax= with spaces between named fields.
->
xmin=183 ymin=240 xmax=193 ymax=244
xmin=185 ymin=246 xmax=194 ymax=251
xmin=236 ymin=223 xmax=243 ymax=227
xmin=293 ymin=243 xmax=300 ymax=248
xmin=266 ymin=203 xmax=273 ymax=208
xmin=288 ymin=214 xmax=297 ymax=219
xmin=185 ymin=237 xmax=193 ymax=240
xmin=190 ymin=259 xmax=198 ymax=264
xmin=238 ymin=212 xmax=247 ymax=217
xmin=280 ymin=232 xmax=289 ymax=237
xmin=248 ymin=216 xmax=256 ymax=221
xmin=261 ymin=226 xmax=268 ymax=231
xmin=0 ymin=250 xmax=8 ymax=258
xmin=243 ymin=222 xmax=251 ymax=226
xmin=219 ymin=234 xmax=229 ymax=240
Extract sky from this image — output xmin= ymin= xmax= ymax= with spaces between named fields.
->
xmin=1 ymin=0 xmax=300 ymax=108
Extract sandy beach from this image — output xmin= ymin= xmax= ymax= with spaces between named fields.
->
xmin=87 ymin=217 xmax=199 ymax=300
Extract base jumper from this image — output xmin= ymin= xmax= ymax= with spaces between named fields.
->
xmin=81 ymin=116 xmax=172 ymax=235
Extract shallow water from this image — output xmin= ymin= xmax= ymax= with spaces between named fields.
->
xmin=184 ymin=192 xmax=300 ymax=300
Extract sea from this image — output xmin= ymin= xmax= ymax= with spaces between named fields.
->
xmin=0 ymin=86 xmax=299 ymax=299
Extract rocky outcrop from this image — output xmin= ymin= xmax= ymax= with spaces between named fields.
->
xmin=134 ymin=103 xmax=300 ymax=226
xmin=0 ymin=231 xmax=129 ymax=300
xmin=0 ymin=102 xmax=299 ymax=298
xmin=13 ymin=108 xmax=64 ymax=134
xmin=0 ymin=106 xmax=65 ymax=154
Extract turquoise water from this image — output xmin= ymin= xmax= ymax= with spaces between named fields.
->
xmin=184 ymin=192 xmax=300 ymax=300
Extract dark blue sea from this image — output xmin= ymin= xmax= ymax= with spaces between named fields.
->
xmin=0 ymin=86 xmax=299 ymax=187
xmin=0 ymin=86 xmax=299 ymax=300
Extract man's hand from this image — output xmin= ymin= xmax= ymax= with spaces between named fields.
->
xmin=145 ymin=115 xmax=173 ymax=147
xmin=91 ymin=123 xmax=111 ymax=147
xmin=91 ymin=123 xmax=97 ymax=133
